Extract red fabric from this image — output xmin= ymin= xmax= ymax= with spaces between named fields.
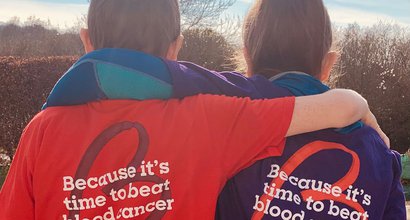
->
xmin=0 ymin=94 xmax=294 ymax=220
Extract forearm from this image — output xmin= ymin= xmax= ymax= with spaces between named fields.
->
xmin=286 ymin=89 xmax=368 ymax=137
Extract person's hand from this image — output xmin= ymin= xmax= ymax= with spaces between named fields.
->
xmin=362 ymin=110 xmax=390 ymax=148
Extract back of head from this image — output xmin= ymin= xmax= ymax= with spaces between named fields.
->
xmin=88 ymin=0 xmax=180 ymax=57
xmin=244 ymin=0 xmax=332 ymax=77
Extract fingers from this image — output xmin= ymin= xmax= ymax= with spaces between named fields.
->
xmin=362 ymin=111 xmax=390 ymax=148
xmin=377 ymin=128 xmax=391 ymax=148
xmin=372 ymin=121 xmax=390 ymax=148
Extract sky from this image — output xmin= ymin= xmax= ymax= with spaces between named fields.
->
xmin=0 ymin=0 xmax=409 ymax=28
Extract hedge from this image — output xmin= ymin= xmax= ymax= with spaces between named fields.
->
xmin=0 ymin=56 xmax=77 ymax=160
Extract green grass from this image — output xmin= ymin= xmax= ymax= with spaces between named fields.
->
xmin=405 ymin=184 xmax=410 ymax=201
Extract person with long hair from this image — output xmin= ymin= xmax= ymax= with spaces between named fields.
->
xmin=215 ymin=1 xmax=405 ymax=219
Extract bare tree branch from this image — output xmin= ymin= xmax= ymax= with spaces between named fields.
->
xmin=180 ymin=0 xmax=236 ymax=30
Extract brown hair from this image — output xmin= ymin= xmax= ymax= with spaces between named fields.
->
xmin=88 ymin=0 xmax=181 ymax=57
xmin=244 ymin=0 xmax=332 ymax=77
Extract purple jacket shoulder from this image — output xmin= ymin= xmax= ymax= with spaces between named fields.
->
xmin=165 ymin=60 xmax=292 ymax=99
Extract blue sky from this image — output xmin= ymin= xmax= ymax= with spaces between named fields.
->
xmin=0 ymin=0 xmax=409 ymax=27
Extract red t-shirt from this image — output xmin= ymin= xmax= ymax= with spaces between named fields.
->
xmin=0 ymin=94 xmax=294 ymax=220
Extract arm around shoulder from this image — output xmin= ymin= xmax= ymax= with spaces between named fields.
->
xmin=286 ymin=89 xmax=369 ymax=137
